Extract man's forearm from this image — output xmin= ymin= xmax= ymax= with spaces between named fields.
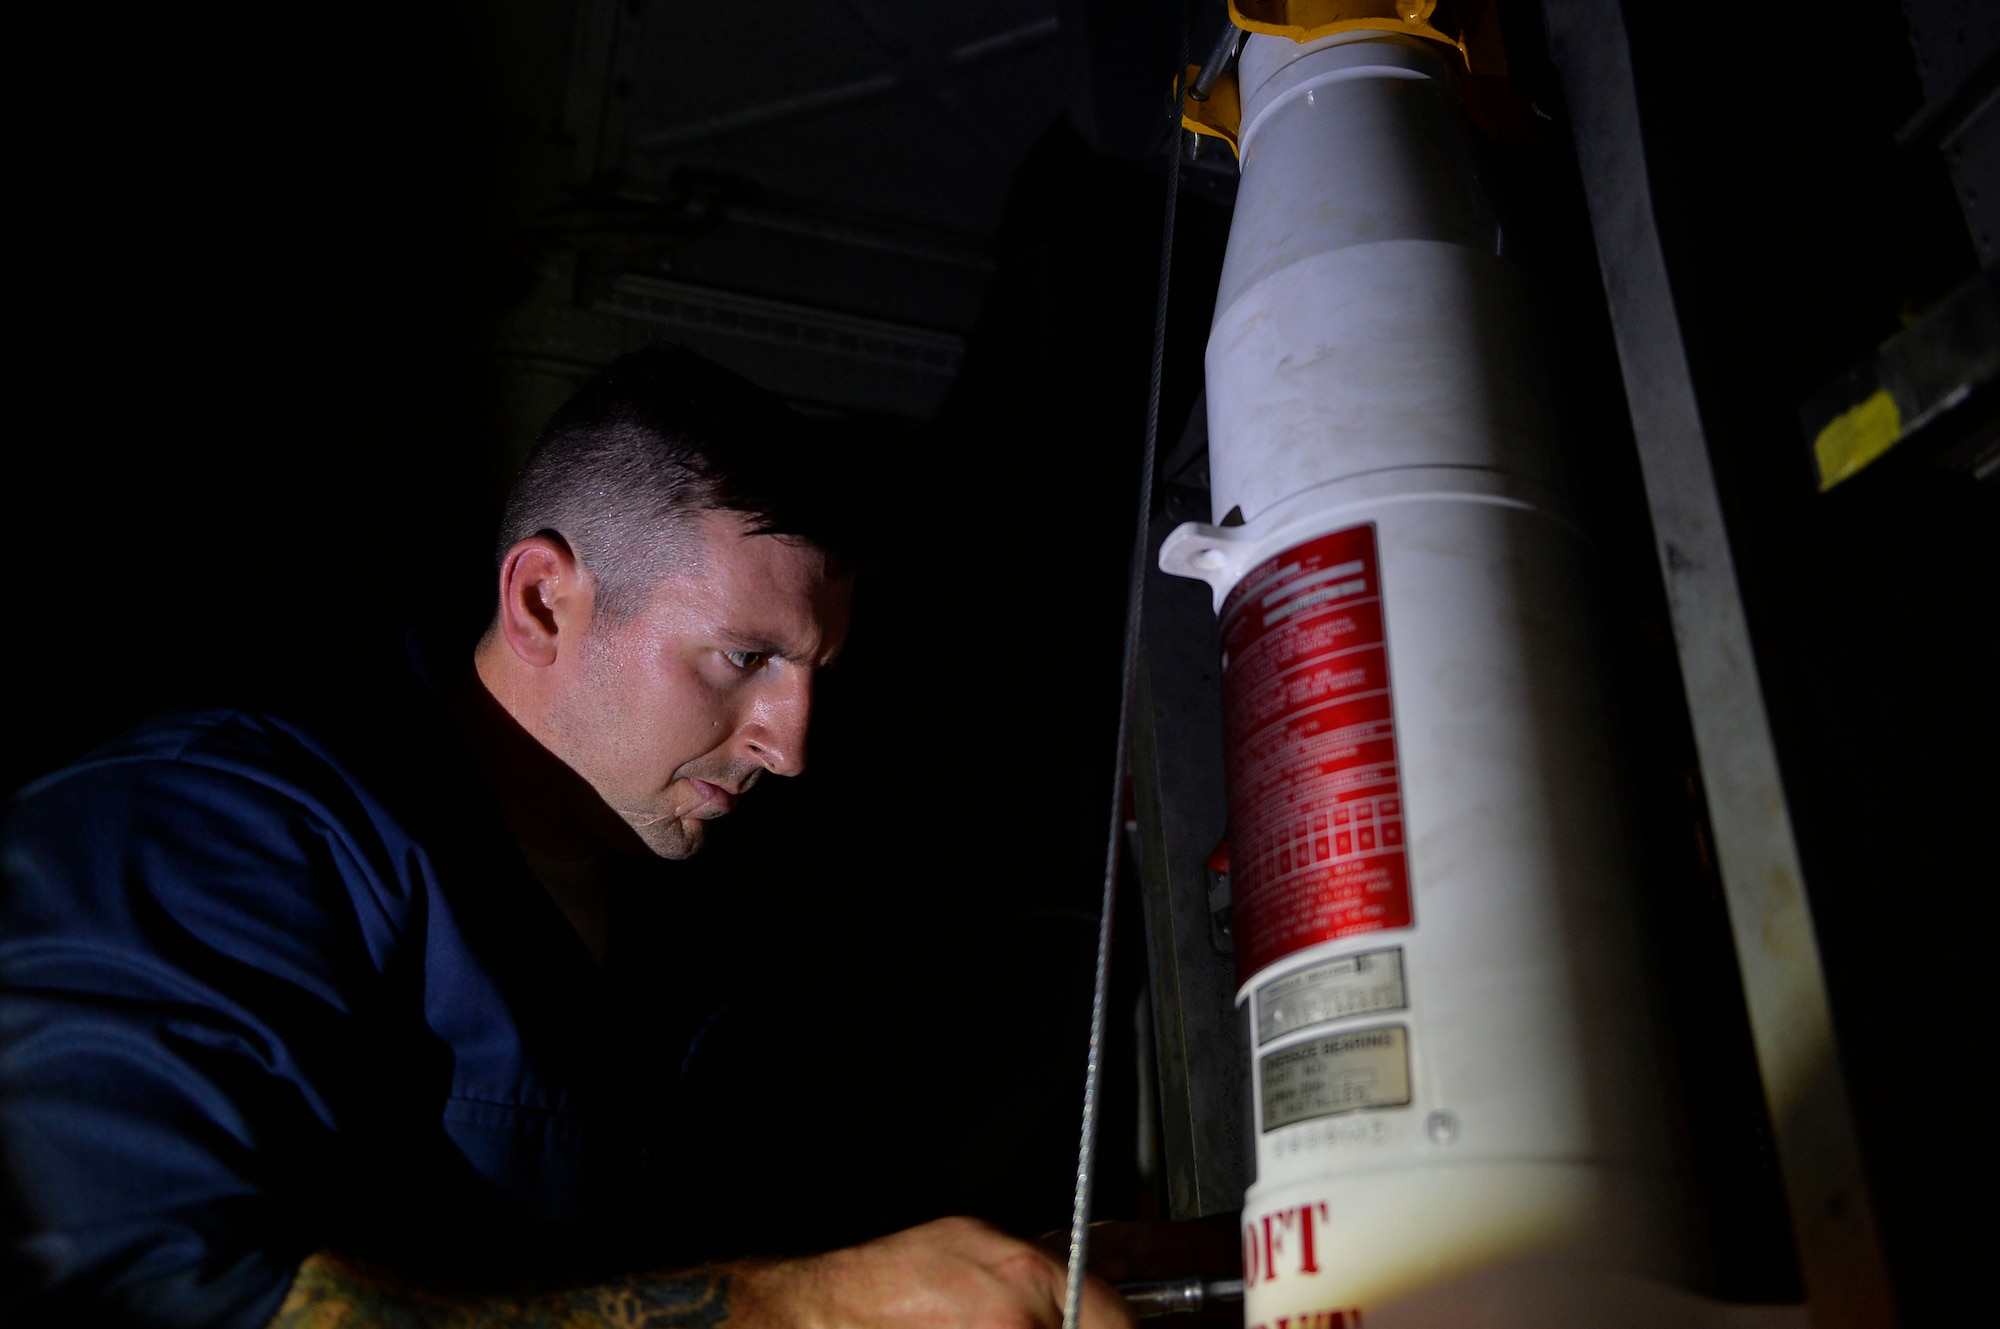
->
xmin=271 ymin=1251 xmax=743 ymax=1329
xmin=269 ymin=1216 xmax=1134 ymax=1329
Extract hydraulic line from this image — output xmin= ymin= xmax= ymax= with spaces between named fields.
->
xmin=1119 ymin=1276 xmax=1248 ymax=1317
xmin=1190 ymin=22 xmax=1245 ymax=102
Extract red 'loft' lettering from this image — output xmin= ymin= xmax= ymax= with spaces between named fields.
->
xmin=1242 ymin=1202 xmax=1331 ymax=1285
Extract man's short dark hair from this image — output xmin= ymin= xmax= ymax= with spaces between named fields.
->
xmin=497 ymin=346 xmax=856 ymax=619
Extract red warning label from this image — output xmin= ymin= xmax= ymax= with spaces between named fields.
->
xmin=1221 ymin=524 xmax=1411 ymax=982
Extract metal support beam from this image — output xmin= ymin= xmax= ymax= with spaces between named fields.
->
xmin=1128 ymin=501 xmax=1250 ymax=1220
xmin=600 ymin=274 xmax=963 ymax=373
xmin=1539 ymin=2 xmax=1897 ymax=1323
xmin=635 ymin=17 xmax=1059 ymax=151
xmin=562 ymin=0 xmax=647 ymax=184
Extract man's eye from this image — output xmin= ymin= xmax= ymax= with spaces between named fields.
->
xmin=724 ymin=650 xmax=767 ymax=671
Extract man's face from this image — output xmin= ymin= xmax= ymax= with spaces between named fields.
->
xmin=543 ymin=510 xmax=852 ymax=859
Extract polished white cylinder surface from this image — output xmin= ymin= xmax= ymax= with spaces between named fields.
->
xmin=1162 ymin=32 xmax=1707 ymax=1326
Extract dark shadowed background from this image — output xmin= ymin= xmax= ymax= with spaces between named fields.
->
xmin=10 ymin=1 xmax=1996 ymax=1320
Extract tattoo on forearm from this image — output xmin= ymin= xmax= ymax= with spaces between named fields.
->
xmin=271 ymin=1252 xmax=734 ymax=1328
xmin=601 ymin=1273 xmax=732 ymax=1329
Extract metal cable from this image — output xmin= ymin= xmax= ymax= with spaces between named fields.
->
xmin=1061 ymin=26 xmax=1191 ymax=1329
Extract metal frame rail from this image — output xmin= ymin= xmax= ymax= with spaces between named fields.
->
xmin=1540 ymin=1 xmax=1897 ymax=1323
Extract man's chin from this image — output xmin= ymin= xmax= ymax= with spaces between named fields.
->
xmin=633 ymin=814 xmax=705 ymax=861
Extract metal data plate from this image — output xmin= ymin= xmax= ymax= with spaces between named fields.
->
xmin=1260 ymin=1025 xmax=1412 ymax=1130
xmin=1256 ymin=947 xmax=1407 ymax=1045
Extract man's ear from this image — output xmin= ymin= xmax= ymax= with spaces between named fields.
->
xmin=495 ymin=535 xmax=590 ymax=669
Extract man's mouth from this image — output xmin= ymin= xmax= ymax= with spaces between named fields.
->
xmin=687 ymin=778 xmax=738 ymax=815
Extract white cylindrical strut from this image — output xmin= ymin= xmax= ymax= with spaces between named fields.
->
xmin=1161 ymin=31 xmax=1718 ymax=1328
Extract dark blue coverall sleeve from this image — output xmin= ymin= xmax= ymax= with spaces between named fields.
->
xmin=1 ymin=718 xmax=407 ymax=1329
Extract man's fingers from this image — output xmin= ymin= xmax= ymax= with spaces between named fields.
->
xmin=1080 ymin=1271 xmax=1140 ymax=1329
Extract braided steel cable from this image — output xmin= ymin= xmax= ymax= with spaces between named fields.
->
xmin=1060 ymin=26 xmax=1192 ymax=1329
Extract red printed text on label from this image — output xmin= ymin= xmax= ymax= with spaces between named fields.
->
xmin=1221 ymin=524 xmax=1412 ymax=981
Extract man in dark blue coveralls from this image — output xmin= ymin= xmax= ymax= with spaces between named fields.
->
xmin=0 ymin=349 xmax=1133 ymax=1329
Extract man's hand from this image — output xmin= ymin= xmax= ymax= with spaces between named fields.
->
xmin=751 ymin=1217 xmax=1135 ymax=1329
xmin=272 ymin=1217 xmax=1135 ymax=1329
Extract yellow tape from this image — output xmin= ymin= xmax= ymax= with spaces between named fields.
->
xmin=1811 ymin=389 xmax=1902 ymax=490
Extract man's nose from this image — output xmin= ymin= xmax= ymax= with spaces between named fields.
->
xmin=740 ymin=676 xmax=812 ymax=777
